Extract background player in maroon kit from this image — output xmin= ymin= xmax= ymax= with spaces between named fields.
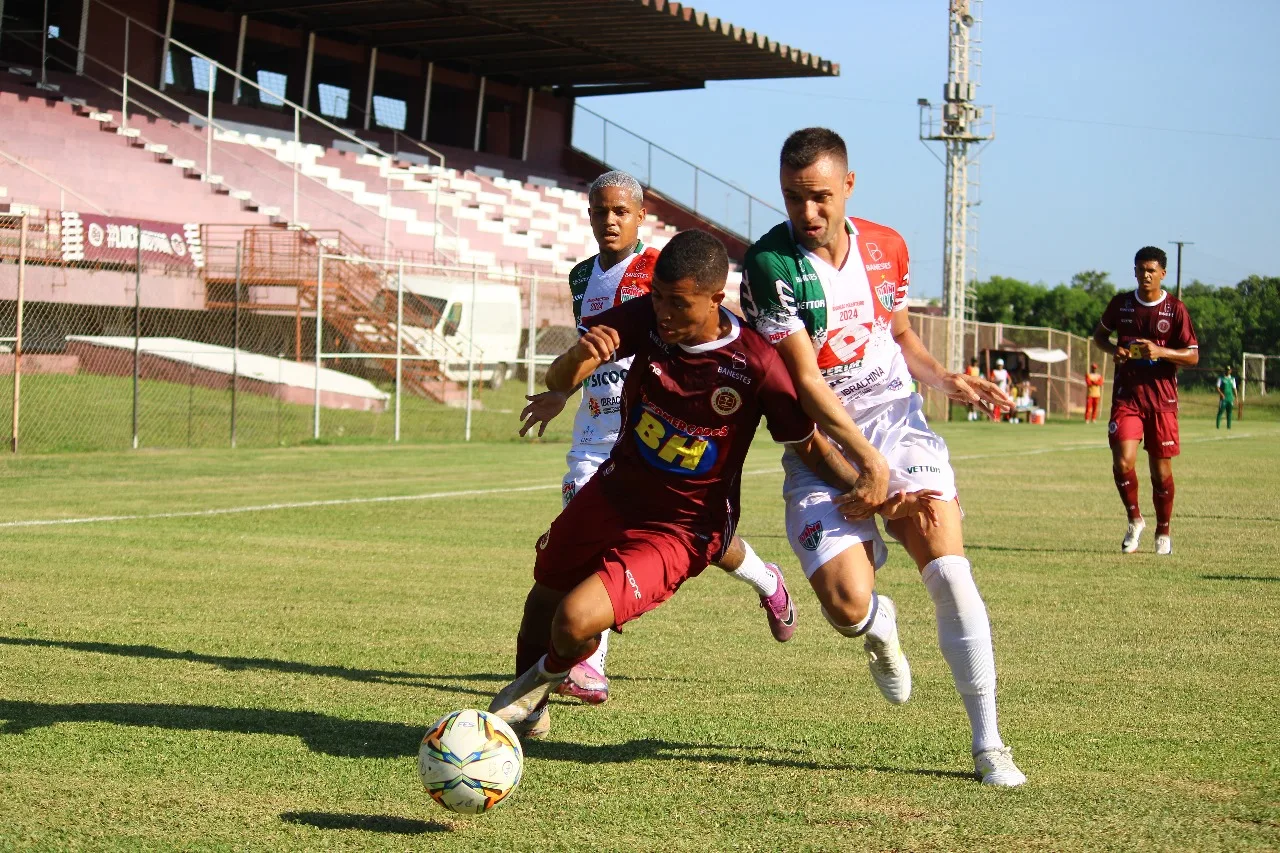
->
xmin=1092 ymin=246 xmax=1199 ymax=555
xmin=489 ymin=230 xmax=892 ymax=735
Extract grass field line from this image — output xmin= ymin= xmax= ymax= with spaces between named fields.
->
xmin=0 ymin=431 xmax=1265 ymax=531
xmin=951 ymin=428 xmax=1262 ymax=461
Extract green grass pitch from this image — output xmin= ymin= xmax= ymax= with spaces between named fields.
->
xmin=0 ymin=415 xmax=1277 ymax=850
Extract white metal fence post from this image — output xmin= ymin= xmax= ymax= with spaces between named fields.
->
xmin=11 ymin=214 xmax=27 ymax=453
xmin=313 ymin=252 xmax=323 ymax=440
xmin=464 ymin=269 xmax=477 ymax=442
xmin=526 ymin=273 xmax=537 ymax=397
xmin=205 ymin=62 xmax=214 ymax=181
xmin=395 ymin=259 xmax=403 ymax=442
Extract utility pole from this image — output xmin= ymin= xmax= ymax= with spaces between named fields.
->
xmin=1170 ymin=240 xmax=1192 ymax=300
xmin=919 ymin=0 xmax=994 ymax=376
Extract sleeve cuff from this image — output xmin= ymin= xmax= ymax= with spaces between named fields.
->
xmin=776 ymin=424 xmax=818 ymax=445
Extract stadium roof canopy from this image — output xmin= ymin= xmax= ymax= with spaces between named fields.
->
xmin=226 ymin=0 xmax=840 ymax=95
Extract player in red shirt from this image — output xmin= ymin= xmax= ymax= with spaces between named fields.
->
xmin=1084 ymin=363 xmax=1105 ymax=423
xmin=1092 ymin=246 xmax=1199 ymax=555
xmin=489 ymin=230 xmax=928 ymax=735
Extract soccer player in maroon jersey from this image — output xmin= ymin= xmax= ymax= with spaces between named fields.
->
xmin=1092 ymin=246 xmax=1199 ymax=555
xmin=489 ymin=230 xmax=916 ymax=736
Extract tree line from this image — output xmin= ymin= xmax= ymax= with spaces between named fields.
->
xmin=970 ymin=272 xmax=1280 ymax=382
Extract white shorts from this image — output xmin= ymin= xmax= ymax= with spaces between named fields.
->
xmin=783 ymin=393 xmax=957 ymax=578
xmin=562 ymin=448 xmax=608 ymax=508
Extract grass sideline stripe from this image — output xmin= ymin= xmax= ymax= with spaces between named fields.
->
xmin=0 ymin=433 xmax=1261 ymax=531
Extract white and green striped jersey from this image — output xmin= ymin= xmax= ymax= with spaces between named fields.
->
xmin=742 ymin=217 xmax=914 ymax=418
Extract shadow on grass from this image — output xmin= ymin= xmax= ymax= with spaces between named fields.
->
xmin=0 ymin=700 xmax=971 ymax=779
xmin=0 ymin=636 xmax=502 ymax=697
xmin=1200 ymin=574 xmax=1280 ymax=583
xmin=280 ymin=811 xmax=450 ymax=834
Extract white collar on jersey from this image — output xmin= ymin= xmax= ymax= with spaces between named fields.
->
xmin=1133 ymin=289 xmax=1168 ymax=307
xmin=679 ymin=307 xmax=741 ymax=353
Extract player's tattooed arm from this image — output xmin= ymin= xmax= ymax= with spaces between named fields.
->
xmin=773 ymin=332 xmax=890 ymax=517
xmin=792 ymin=430 xmax=861 ymax=493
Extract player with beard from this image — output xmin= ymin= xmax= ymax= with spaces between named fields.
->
xmin=741 ymin=127 xmax=1026 ymax=786
xmin=519 ymin=172 xmax=800 ymax=708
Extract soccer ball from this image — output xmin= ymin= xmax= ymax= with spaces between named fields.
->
xmin=418 ymin=709 xmax=524 ymax=814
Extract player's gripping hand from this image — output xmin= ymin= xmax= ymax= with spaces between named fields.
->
xmin=519 ymin=390 xmax=569 ymax=438
xmin=875 ymin=489 xmax=944 ymax=527
xmin=941 ymin=371 xmax=1013 ymax=414
xmin=1129 ymin=339 xmax=1158 ymax=360
xmin=832 ymin=461 xmax=892 ymax=521
xmin=576 ymin=325 xmax=622 ymax=364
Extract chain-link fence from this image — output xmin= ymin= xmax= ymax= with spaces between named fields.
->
xmin=909 ymin=312 xmax=1113 ymax=422
xmin=0 ymin=217 xmax=580 ymax=453
xmin=7 ymin=213 xmax=1209 ymax=454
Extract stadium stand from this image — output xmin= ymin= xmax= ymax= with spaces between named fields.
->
xmin=1 ymin=0 xmax=836 ymax=405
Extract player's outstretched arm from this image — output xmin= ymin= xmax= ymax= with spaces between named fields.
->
xmin=518 ymin=391 xmax=570 ymax=438
xmin=892 ymin=311 xmax=1014 ymax=412
xmin=773 ymin=333 xmax=889 ymax=518
xmin=520 ymin=326 xmax=619 ymax=438
xmin=545 ymin=325 xmax=619 ymax=393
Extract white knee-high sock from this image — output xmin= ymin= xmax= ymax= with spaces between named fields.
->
xmin=727 ymin=539 xmax=779 ymax=597
xmin=585 ymin=630 xmax=608 ymax=674
xmin=921 ymin=556 xmax=1003 ymax=754
xmin=821 ymin=591 xmax=892 ymax=640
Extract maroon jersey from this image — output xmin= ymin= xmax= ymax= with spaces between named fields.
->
xmin=1099 ymin=290 xmax=1198 ymax=412
xmin=579 ymin=296 xmax=815 ymax=532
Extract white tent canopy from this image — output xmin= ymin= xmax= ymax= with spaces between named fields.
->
xmin=1021 ymin=347 xmax=1069 ymax=364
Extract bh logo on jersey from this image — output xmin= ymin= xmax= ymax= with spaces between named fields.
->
xmin=798 ymin=520 xmax=824 ymax=552
xmin=632 ymin=407 xmax=719 ymax=476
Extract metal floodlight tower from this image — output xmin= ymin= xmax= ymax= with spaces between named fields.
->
xmin=919 ymin=0 xmax=995 ymax=373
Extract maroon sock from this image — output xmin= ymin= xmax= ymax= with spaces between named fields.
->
xmin=1153 ymin=476 xmax=1175 ymax=536
xmin=1113 ymin=468 xmax=1142 ymax=521
xmin=515 ymin=633 xmax=542 ymax=678
xmin=544 ymin=635 xmax=600 ymax=677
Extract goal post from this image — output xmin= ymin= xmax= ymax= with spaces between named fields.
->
xmin=1241 ymin=352 xmax=1278 ymax=420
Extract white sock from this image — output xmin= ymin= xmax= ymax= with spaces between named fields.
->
xmin=727 ymin=540 xmax=779 ymax=597
xmin=821 ymin=592 xmax=891 ymax=640
xmin=921 ymin=556 xmax=1004 ymax=754
xmin=584 ymin=630 xmax=608 ymax=674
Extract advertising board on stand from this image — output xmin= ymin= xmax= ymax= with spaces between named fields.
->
xmin=60 ymin=211 xmax=204 ymax=269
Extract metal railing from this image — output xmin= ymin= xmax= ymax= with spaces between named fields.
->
xmin=571 ymin=103 xmax=785 ymax=243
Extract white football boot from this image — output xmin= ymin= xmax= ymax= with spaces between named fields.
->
xmin=863 ymin=596 xmax=912 ymax=705
xmin=974 ymin=745 xmax=1027 ymax=787
xmin=489 ymin=659 xmax=561 ymax=729
xmin=1155 ymin=534 xmax=1172 ymax=555
xmin=1121 ymin=518 xmax=1146 ymax=554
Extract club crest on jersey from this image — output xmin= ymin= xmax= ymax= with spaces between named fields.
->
xmin=537 ymin=530 xmax=550 ymax=550
xmin=711 ymin=386 xmax=743 ymax=416
xmin=561 ymin=481 xmax=576 ymax=504
xmin=798 ymin=520 xmax=824 ymax=552
xmin=1157 ymin=319 xmax=1171 ymax=334
xmin=876 ymin=278 xmax=897 ymax=311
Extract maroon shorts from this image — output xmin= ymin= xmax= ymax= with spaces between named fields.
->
xmin=533 ymin=476 xmax=721 ymax=630
xmin=1108 ymin=400 xmax=1180 ymax=458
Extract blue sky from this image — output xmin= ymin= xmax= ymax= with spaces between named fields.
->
xmin=579 ymin=1 xmax=1280 ymax=299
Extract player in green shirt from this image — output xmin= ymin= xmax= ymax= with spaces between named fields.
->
xmin=1216 ymin=365 xmax=1237 ymax=429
